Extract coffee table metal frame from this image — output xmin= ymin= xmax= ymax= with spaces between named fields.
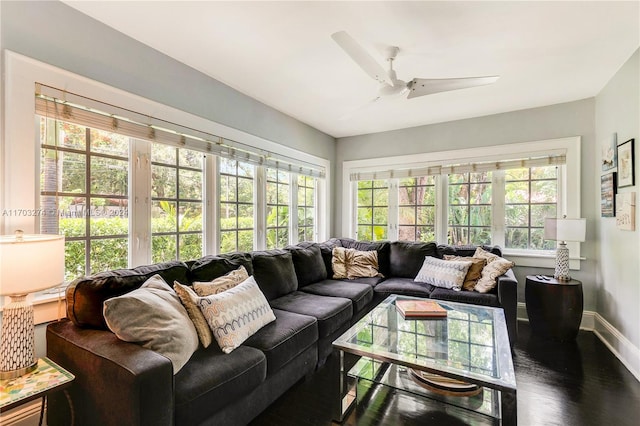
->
xmin=332 ymin=294 xmax=517 ymax=425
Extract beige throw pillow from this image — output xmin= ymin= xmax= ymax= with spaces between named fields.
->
xmin=198 ymin=276 xmax=276 ymax=354
xmin=174 ymin=282 xmax=214 ymax=348
xmin=472 ymin=247 xmax=500 ymax=264
xmin=444 ymin=255 xmax=487 ymax=291
xmin=475 ymin=257 xmax=515 ymax=293
xmin=348 ymin=249 xmax=381 ymax=279
xmin=103 ymin=275 xmax=199 ymax=374
xmin=332 ymin=247 xmax=382 ymax=279
xmin=193 ymin=265 xmax=249 ymax=296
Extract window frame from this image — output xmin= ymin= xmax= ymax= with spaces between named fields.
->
xmin=343 ymin=137 xmax=582 ymax=269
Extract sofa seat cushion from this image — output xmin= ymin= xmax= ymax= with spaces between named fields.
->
xmin=373 ymin=277 xmax=435 ymax=298
xmin=429 ymin=287 xmax=500 ymax=307
xmin=243 ymin=309 xmax=318 ymax=374
xmin=301 ymin=280 xmax=373 ymax=313
xmin=174 ymin=344 xmax=266 ymax=426
xmin=269 ymin=292 xmax=352 ymax=338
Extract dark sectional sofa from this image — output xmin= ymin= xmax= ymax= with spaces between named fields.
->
xmin=46 ymin=238 xmax=518 ymax=426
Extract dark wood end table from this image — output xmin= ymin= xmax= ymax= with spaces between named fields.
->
xmin=525 ymin=275 xmax=583 ymax=341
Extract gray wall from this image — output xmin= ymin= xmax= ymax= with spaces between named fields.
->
xmin=336 ymin=99 xmax=598 ymax=310
xmin=0 ymin=0 xmax=336 ymax=180
xmin=594 ymin=49 xmax=639 ymax=349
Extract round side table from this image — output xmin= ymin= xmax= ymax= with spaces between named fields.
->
xmin=525 ymin=275 xmax=583 ymax=341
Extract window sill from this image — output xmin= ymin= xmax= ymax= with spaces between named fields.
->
xmin=0 ymin=291 xmax=67 ymax=326
xmin=502 ymin=250 xmax=585 ymax=270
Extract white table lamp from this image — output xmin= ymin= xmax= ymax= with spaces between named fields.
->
xmin=544 ymin=218 xmax=586 ymax=281
xmin=0 ymin=231 xmax=65 ymax=379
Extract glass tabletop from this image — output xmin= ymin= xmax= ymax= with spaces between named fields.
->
xmin=333 ymin=294 xmax=516 ymax=391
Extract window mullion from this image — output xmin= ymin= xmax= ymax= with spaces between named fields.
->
xmin=388 ymin=178 xmax=399 ymax=240
xmin=204 ymin=154 xmax=216 ymax=255
xmin=436 ymin=175 xmax=448 ymax=244
xmin=255 ymin=166 xmax=266 ymax=251
xmin=493 ymin=170 xmax=506 ymax=247
xmin=290 ymin=175 xmax=299 ymax=244
xmin=130 ymin=139 xmax=151 ymax=267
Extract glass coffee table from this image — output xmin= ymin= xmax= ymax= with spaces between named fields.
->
xmin=333 ymin=294 xmax=517 ymax=425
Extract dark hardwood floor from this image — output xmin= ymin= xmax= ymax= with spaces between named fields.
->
xmin=250 ymin=320 xmax=640 ymax=426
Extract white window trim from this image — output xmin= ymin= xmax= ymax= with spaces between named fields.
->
xmin=2 ymin=50 xmax=330 ymax=323
xmin=342 ymin=136 xmax=582 ymax=269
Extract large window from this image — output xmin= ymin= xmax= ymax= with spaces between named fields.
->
xmin=504 ymin=166 xmax=557 ymax=250
xmin=219 ymin=158 xmax=255 ymax=253
xmin=151 ymin=144 xmax=204 ymax=262
xmin=266 ymin=168 xmax=290 ymax=249
xmin=398 ymin=176 xmax=436 ymax=242
xmin=345 ymin=139 xmax=577 ymax=267
xmin=40 ymin=118 xmax=129 ymax=281
xmin=448 ymin=172 xmax=492 ymax=246
xmin=357 ymin=179 xmax=389 ymax=241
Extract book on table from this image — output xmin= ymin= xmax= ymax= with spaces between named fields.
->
xmin=395 ymin=299 xmax=447 ymax=318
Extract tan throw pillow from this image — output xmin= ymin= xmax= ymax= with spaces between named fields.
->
xmin=444 ymin=255 xmax=486 ymax=291
xmin=473 ymin=246 xmax=500 ymax=264
xmin=414 ymin=256 xmax=472 ymax=291
xmin=103 ymin=275 xmax=199 ymax=374
xmin=193 ymin=265 xmax=249 ymax=296
xmin=197 ymin=276 xmax=276 ymax=354
xmin=174 ymin=282 xmax=213 ymax=348
xmin=348 ymin=249 xmax=382 ymax=279
xmin=332 ymin=247 xmax=352 ymax=279
xmin=475 ymin=257 xmax=515 ymax=293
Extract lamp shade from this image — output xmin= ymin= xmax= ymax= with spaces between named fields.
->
xmin=544 ymin=218 xmax=586 ymax=242
xmin=0 ymin=234 xmax=65 ymax=296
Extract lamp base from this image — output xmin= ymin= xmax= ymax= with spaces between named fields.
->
xmin=0 ymin=294 xmax=37 ymax=380
xmin=554 ymin=242 xmax=571 ymax=282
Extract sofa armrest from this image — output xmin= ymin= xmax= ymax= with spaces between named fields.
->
xmin=496 ymin=269 xmax=518 ymax=346
xmin=46 ymin=319 xmax=174 ymax=426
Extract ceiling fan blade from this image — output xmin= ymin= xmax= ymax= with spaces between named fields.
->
xmin=332 ymin=31 xmax=394 ymax=86
xmin=407 ymin=76 xmax=499 ymax=99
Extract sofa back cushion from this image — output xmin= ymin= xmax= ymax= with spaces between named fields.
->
xmin=436 ymin=244 xmax=502 ymax=258
xmin=389 ymin=241 xmax=438 ymax=278
xmin=251 ymin=250 xmax=298 ymax=300
xmin=339 ymin=239 xmax=391 ymax=277
xmin=285 ymin=244 xmax=327 ymax=287
xmin=189 ymin=252 xmax=253 ymax=282
xmin=66 ymin=260 xmax=190 ymax=329
xmin=313 ymin=238 xmax=343 ymax=277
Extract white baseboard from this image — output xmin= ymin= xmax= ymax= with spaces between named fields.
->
xmin=517 ymin=302 xmax=639 ymax=381
xmin=0 ymin=399 xmax=41 ymax=426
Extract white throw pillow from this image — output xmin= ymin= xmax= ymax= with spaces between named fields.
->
xmin=197 ymin=275 xmax=276 ymax=354
xmin=414 ymin=256 xmax=473 ymax=291
xmin=103 ymin=275 xmax=199 ymax=373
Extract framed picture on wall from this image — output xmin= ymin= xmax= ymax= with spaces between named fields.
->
xmin=601 ymin=172 xmax=616 ymax=217
xmin=615 ymin=192 xmax=636 ymax=231
xmin=617 ymin=138 xmax=635 ymax=188
xmin=601 ymin=133 xmax=617 ymax=171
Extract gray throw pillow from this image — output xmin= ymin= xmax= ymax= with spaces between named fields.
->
xmin=414 ymin=256 xmax=473 ymax=291
xmin=103 ymin=274 xmax=199 ymax=374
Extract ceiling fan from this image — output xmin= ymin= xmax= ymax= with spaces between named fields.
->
xmin=331 ymin=31 xmax=499 ymax=102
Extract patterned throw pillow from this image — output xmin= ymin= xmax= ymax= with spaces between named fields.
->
xmin=414 ymin=256 xmax=473 ymax=291
xmin=103 ymin=275 xmax=199 ymax=373
xmin=475 ymin=257 xmax=515 ymax=293
xmin=332 ymin=247 xmax=382 ymax=279
xmin=443 ymin=255 xmax=487 ymax=291
xmin=472 ymin=246 xmax=500 ymax=264
xmin=193 ymin=265 xmax=249 ymax=296
xmin=173 ymin=282 xmax=213 ymax=348
xmin=197 ymin=276 xmax=276 ymax=354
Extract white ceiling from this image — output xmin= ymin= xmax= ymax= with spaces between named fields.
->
xmin=63 ymin=1 xmax=640 ymax=138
